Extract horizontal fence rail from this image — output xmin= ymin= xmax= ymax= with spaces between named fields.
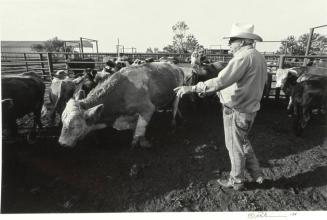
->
xmin=1 ymin=52 xmax=327 ymax=99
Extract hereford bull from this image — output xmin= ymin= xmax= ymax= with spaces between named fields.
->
xmin=276 ymin=66 xmax=327 ymax=135
xmin=58 ymin=62 xmax=184 ymax=148
xmin=1 ymin=72 xmax=45 ymax=137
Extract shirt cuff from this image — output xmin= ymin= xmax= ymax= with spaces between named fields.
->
xmin=192 ymin=82 xmax=207 ymax=93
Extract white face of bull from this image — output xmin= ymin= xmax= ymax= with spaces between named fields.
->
xmin=275 ymin=69 xmax=289 ymax=88
xmin=191 ymin=50 xmax=202 ymax=66
xmin=58 ymin=98 xmax=106 ymax=147
xmin=275 ymin=68 xmax=299 ymax=88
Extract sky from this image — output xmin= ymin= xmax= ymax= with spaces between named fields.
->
xmin=0 ymin=0 xmax=327 ymax=53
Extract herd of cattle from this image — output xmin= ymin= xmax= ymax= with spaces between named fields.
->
xmin=2 ymin=53 xmax=327 ymax=147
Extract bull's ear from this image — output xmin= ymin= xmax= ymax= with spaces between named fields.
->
xmin=84 ymin=104 xmax=104 ymax=124
xmin=75 ymin=90 xmax=85 ymax=100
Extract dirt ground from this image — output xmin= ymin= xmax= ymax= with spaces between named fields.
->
xmin=1 ymin=94 xmax=327 ymax=213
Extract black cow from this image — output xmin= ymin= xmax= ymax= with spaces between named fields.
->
xmin=180 ymin=61 xmax=226 ymax=86
xmin=177 ymin=61 xmax=226 ymax=119
xmin=2 ymin=72 xmax=45 ymax=137
xmin=80 ymin=68 xmax=97 ymax=95
xmin=276 ymin=66 xmax=327 ymax=135
xmin=292 ymin=79 xmax=327 ymax=135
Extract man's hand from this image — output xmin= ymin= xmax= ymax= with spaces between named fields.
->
xmin=174 ymin=86 xmax=193 ymax=98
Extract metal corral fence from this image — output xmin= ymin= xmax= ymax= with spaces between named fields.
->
xmin=1 ymin=52 xmax=327 ymax=99
xmin=1 ymin=52 xmax=197 ymax=79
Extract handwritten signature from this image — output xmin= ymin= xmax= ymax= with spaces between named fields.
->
xmin=248 ymin=212 xmax=297 ymax=218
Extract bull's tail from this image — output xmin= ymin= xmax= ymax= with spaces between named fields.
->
xmin=172 ymin=68 xmax=185 ymax=127
xmin=171 ymin=96 xmax=180 ymax=127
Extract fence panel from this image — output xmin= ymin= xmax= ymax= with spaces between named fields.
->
xmin=2 ymin=52 xmax=327 ymax=99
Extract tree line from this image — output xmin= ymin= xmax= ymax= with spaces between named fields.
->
xmin=31 ymin=21 xmax=327 ymax=55
xmin=277 ymin=33 xmax=327 ymax=55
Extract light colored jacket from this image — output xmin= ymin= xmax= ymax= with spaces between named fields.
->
xmin=194 ymin=45 xmax=267 ymax=113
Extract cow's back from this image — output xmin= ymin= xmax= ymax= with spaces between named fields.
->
xmin=82 ymin=62 xmax=183 ymax=123
xmin=120 ymin=63 xmax=183 ymax=107
xmin=126 ymin=62 xmax=184 ymax=107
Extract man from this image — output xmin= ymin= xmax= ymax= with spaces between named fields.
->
xmin=174 ymin=23 xmax=267 ymax=190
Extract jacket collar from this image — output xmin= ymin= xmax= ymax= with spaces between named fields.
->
xmin=234 ymin=45 xmax=254 ymax=56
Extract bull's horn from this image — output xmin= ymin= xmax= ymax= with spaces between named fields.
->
xmin=288 ymin=69 xmax=298 ymax=75
xmin=2 ymin=98 xmax=14 ymax=108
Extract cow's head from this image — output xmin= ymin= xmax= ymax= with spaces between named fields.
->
xmin=132 ymin=59 xmax=144 ymax=65
xmin=52 ymin=70 xmax=68 ymax=80
xmin=275 ymin=68 xmax=298 ymax=88
xmin=191 ymin=49 xmax=205 ymax=66
xmin=58 ymin=91 xmax=106 ymax=147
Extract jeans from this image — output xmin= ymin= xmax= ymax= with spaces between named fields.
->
xmin=222 ymin=106 xmax=261 ymax=183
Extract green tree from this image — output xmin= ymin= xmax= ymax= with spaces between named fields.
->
xmin=31 ymin=36 xmax=65 ymax=52
xmin=185 ymin=34 xmax=204 ymax=51
xmin=172 ymin=21 xmax=189 ymax=53
xmin=146 ymin=47 xmax=153 ymax=53
xmin=163 ymin=21 xmax=203 ymax=53
xmin=278 ymin=35 xmax=299 ymax=55
xmin=153 ymin=48 xmax=159 ymax=53
xmin=31 ymin=43 xmax=45 ymax=52
xmin=163 ymin=45 xmax=177 ymax=53
xmin=278 ymin=33 xmax=327 ymax=55
xmin=298 ymin=33 xmax=327 ymax=55
xmin=44 ymin=37 xmax=65 ymax=52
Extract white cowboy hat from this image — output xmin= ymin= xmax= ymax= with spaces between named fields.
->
xmin=223 ymin=23 xmax=263 ymax=42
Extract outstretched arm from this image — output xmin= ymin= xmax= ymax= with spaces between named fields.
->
xmin=193 ymin=56 xmax=249 ymax=94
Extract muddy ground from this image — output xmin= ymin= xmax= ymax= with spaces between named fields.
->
xmin=1 ymin=96 xmax=327 ymax=213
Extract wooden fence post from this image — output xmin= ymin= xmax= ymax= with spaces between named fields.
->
xmin=47 ymin=52 xmax=54 ymax=78
xmin=275 ymin=55 xmax=285 ymax=100
xmin=23 ymin=53 xmax=29 ymax=72
xmin=39 ymin=53 xmax=46 ymax=79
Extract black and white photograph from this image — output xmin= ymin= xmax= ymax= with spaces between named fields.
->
xmin=1 ymin=0 xmax=327 ymax=218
